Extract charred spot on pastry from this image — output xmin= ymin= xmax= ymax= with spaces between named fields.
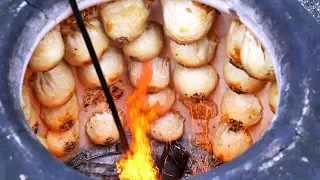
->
xmin=229 ymin=86 xmax=245 ymax=94
xmin=229 ymin=58 xmax=243 ymax=69
xmin=190 ymin=92 xmax=206 ymax=100
xmin=130 ymin=56 xmax=141 ymax=61
xmin=228 ymin=127 xmax=236 ymax=132
xmin=110 ymin=83 xmax=124 ymax=100
xmin=64 ymin=141 xmax=77 ymax=152
xmin=269 ymin=104 xmax=276 ymax=114
xmin=32 ymin=123 xmax=39 ymax=134
xmin=60 ymin=119 xmax=75 ymax=131
xmin=28 ymin=72 xmax=38 ymax=83
xmin=116 ymin=37 xmax=130 ymax=44
xmin=104 ymin=137 xmax=115 ymax=145
xmin=228 ymin=119 xmax=243 ymax=132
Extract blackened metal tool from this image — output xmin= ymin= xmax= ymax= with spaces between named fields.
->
xmin=68 ymin=0 xmax=129 ymax=152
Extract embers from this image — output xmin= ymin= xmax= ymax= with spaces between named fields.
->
xmin=157 ymin=141 xmax=190 ymax=180
xmin=67 ymin=144 xmax=123 ymax=179
xmin=67 ymin=137 xmax=212 ymax=179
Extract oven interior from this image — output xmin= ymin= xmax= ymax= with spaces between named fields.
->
xmin=20 ymin=0 xmax=278 ymax=179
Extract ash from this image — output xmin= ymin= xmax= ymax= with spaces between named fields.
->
xmin=67 ymin=131 xmax=215 ymax=180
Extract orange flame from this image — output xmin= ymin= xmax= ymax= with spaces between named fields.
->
xmin=116 ymin=62 xmax=160 ymax=180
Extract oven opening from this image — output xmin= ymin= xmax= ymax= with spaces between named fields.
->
xmin=20 ymin=0 xmax=278 ymax=179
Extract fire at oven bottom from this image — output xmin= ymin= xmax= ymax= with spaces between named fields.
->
xmin=67 ymin=131 xmax=222 ymax=180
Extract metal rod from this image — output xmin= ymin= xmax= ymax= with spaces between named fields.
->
xmin=68 ymin=0 xmax=129 ymax=152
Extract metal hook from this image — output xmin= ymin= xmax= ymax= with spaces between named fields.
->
xmin=68 ymin=0 xmax=129 ymax=152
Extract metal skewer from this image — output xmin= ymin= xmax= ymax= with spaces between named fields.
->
xmin=68 ymin=0 xmax=129 ymax=152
